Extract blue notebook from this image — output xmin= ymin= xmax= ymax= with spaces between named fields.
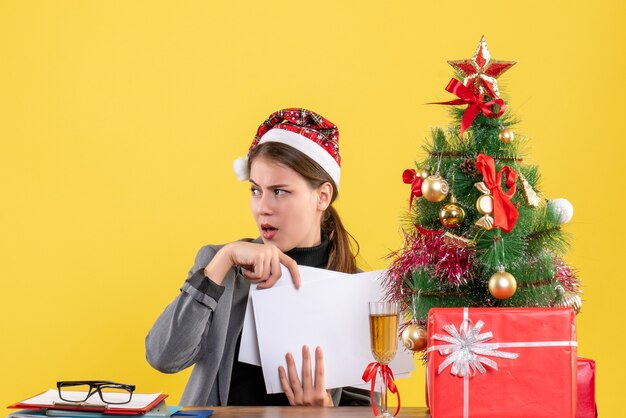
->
xmin=8 ymin=405 xmax=209 ymax=418
xmin=171 ymin=410 xmax=212 ymax=418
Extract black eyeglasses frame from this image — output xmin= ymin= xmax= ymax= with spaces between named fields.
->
xmin=56 ymin=380 xmax=136 ymax=405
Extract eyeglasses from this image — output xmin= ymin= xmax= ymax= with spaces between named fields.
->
xmin=57 ymin=381 xmax=136 ymax=405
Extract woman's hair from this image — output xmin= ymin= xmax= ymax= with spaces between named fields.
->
xmin=248 ymin=142 xmax=359 ymax=273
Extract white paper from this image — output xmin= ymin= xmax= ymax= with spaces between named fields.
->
xmin=251 ymin=269 xmax=415 ymax=394
xmin=20 ymin=389 xmax=161 ymax=410
xmin=239 ymin=265 xmax=350 ymax=366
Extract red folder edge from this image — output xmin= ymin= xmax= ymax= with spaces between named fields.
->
xmin=8 ymin=393 xmax=169 ymax=415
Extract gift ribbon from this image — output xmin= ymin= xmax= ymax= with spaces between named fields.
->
xmin=402 ymin=169 xmax=423 ymax=209
xmin=475 ymin=153 xmax=519 ymax=233
xmin=429 ymin=318 xmax=519 ymax=377
xmin=362 ymin=362 xmax=401 ymax=417
xmin=431 ymin=78 xmax=506 ymax=135
xmin=426 ymin=307 xmax=578 ymax=418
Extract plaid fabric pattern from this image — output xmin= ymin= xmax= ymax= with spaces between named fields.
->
xmin=249 ymin=108 xmax=341 ymax=166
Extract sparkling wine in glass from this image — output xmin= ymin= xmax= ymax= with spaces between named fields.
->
xmin=369 ymin=302 xmax=401 ymax=418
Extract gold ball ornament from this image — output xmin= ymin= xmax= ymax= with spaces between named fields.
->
xmin=488 ymin=270 xmax=517 ymax=300
xmin=421 ymin=175 xmax=449 ymax=202
xmin=439 ymin=196 xmax=466 ymax=228
xmin=418 ymin=168 xmax=431 ymax=180
xmin=402 ymin=324 xmax=428 ymax=352
xmin=498 ymin=128 xmax=515 ymax=144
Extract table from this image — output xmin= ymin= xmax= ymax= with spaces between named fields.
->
xmin=201 ymin=406 xmax=430 ymax=417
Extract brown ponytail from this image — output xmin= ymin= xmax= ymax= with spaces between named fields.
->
xmin=322 ymin=205 xmax=360 ymax=273
xmin=248 ymin=142 xmax=360 ymax=273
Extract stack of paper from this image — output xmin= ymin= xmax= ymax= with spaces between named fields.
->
xmin=8 ymin=390 xmax=166 ymax=414
xmin=6 ymin=390 xmax=211 ymax=418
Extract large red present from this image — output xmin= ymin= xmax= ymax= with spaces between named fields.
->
xmin=426 ymin=307 xmax=577 ymax=418
xmin=576 ymin=358 xmax=597 ymax=418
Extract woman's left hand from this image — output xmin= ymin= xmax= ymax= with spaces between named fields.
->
xmin=278 ymin=345 xmax=334 ymax=407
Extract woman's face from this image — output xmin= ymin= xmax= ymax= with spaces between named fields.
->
xmin=249 ymin=157 xmax=330 ymax=252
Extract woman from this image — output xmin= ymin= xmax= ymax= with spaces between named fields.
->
xmin=145 ymin=108 xmax=363 ymax=407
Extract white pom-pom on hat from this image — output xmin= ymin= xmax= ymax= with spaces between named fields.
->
xmin=233 ymin=157 xmax=249 ymax=181
xmin=548 ymin=198 xmax=574 ymax=224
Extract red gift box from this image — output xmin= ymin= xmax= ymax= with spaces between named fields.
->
xmin=426 ymin=307 xmax=577 ymax=418
xmin=576 ymin=358 xmax=597 ymax=418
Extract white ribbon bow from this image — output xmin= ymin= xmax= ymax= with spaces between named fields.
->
xmin=431 ymin=319 xmax=520 ymax=377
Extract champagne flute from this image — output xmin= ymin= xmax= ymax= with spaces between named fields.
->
xmin=369 ymin=301 xmax=401 ymax=418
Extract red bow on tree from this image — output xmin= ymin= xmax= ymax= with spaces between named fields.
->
xmin=475 ymin=153 xmax=519 ymax=233
xmin=432 ymin=79 xmax=506 ymax=135
xmin=362 ymin=362 xmax=401 ymax=417
xmin=402 ymin=169 xmax=424 ymax=209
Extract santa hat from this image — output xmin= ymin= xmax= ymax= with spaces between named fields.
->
xmin=233 ymin=108 xmax=341 ymax=187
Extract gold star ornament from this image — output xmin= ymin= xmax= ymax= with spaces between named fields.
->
xmin=448 ymin=36 xmax=516 ymax=99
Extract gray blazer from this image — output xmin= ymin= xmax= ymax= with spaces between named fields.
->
xmin=145 ymin=239 xmax=347 ymax=406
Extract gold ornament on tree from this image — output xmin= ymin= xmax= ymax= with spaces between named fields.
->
xmin=489 ymin=237 xmax=516 ymax=300
xmin=474 ymin=181 xmax=495 ymax=230
xmin=439 ymin=195 xmax=466 ymax=228
xmin=443 ymin=232 xmax=476 ymax=247
xmin=401 ymin=323 xmax=428 ymax=352
xmin=553 ymin=285 xmax=582 ymax=314
xmin=498 ymin=127 xmax=515 ymax=144
xmin=518 ymin=173 xmax=541 ymax=207
xmin=488 ymin=267 xmax=517 ymax=300
xmin=447 ymin=35 xmax=516 ymax=98
xmin=402 ymin=293 xmax=428 ymax=352
xmin=422 ymin=154 xmax=449 ymax=202
xmin=421 ymin=174 xmax=449 ymax=202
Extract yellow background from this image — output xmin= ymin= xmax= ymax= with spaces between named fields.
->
xmin=1 ymin=0 xmax=624 ymax=416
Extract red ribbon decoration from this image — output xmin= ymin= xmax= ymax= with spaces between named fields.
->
xmin=416 ymin=225 xmax=443 ymax=236
xmin=362 ymin=362 xmax=401 ymax=417
xmin=402 ymin=169 xmax=423 ymax=209
xmin=431 ymin=79 xmax=506 ymax=135
xmin=475 ymin=153 xmax=519 ymax=233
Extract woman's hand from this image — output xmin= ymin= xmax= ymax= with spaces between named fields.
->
xmin=204 ymin=242 xmax=301 ymax=289
xmin=279 ymin=345 xmax=334 ymax=407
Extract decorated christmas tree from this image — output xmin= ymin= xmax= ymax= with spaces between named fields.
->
xmin=383 ymin=36 xmax=581 ymax=352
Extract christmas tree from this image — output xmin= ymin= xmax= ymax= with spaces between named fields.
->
xmin=383 ymin=36 xmax=581 ymax=352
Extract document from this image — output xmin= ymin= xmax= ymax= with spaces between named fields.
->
xmin=239 ymin=265 xmax=350 ymax=366
xmin=250 ymin=268 xmax=415 ymax=394
xmin=16 ymin=390 xmax=162 ymax=411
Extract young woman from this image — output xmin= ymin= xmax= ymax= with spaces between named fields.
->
xmin=145 ymin=108 xmax=365 ymax=407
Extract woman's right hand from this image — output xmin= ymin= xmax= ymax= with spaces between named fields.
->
xmin=203 ymin=242 xmax=301 ymax=289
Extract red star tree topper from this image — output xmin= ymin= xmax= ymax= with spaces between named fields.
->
xmin=448 ymin=36 xmax=516 ymax=99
